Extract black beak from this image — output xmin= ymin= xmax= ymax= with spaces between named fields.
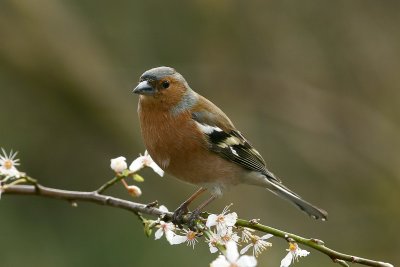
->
xmin=133 ymin=81 xmax=156 ymax=95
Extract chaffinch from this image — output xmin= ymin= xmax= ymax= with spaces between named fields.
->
xmin=133 ymin=66 xmax=327 ymax=223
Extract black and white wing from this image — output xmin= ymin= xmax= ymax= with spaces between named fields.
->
xmin=191 ymin=109 xmax=328 ymax=220
xmin=192 ymin=111 xmax=281 ymax=183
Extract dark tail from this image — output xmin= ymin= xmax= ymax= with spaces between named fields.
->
xmin=268 ymin=181 xmax=328 ymax=220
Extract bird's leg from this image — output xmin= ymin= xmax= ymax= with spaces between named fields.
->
xmin=172 ymin=187 xmax=207 ymax=227
xmin=188 ymin=195 xmax=217 ymax=230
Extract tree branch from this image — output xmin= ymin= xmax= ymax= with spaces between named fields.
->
xmin=3 ymin=184 xmax=393 ymax=267
xmin=236 ymin=219 xmax=393 ymax=267
xmin=3 ymin=184 xmax=170 ymax=218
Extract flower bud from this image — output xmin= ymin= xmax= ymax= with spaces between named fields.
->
xmin=127 ymin=185 xmax=142 ymax=197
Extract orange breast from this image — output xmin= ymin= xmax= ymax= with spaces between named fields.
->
xmin=138 ymin=102 xmax=242 ymax=186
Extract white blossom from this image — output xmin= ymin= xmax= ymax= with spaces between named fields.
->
xmin=129 ymin=150 xmax=164 ymax=177
xmin=206 ymin=204 xmax=237 ymax=233
xmin=0 ymin=148 xmax=21 ymax=178
xmin=280 ymin=243 xmax=310 ymax=267
xmin=170 ymin=229 xmax=199 ymax=249
xmin=241 ymin=227 xmax=256 ymax=243
xmin=207 ymin=227 xmax=240 ymax=253
xmin=155 ymin=221 xmax=176 ymax=244
xmin=110 ymin=156 xmax=127 ymax=173
xmin=207 ymin=232 xmax=220 ymax=253
xmin=240 ymin=234 xmax=273 ymax=257
xmin=219 ymin=227 xmax=240 ymax=243
xmin=210 ymin=241 xmax=257 ymax=267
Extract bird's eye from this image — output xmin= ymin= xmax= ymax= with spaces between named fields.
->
xmin=161 ymin=80 xmax=170 ymax=89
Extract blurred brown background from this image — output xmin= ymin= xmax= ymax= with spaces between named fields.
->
xmin=0 ymin=0 xmax=399 ymax=266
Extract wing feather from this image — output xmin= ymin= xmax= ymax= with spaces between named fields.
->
xmin=192 ymin=111 xmax=281 ymax=183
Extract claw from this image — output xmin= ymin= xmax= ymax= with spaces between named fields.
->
xmin=187 ymin=209 xmax=202 ymax=230
xmin=172 ymin=204 xmax=189 ymax=228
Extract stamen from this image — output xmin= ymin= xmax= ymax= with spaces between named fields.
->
xmin=289 ymin=243 xmax=297 ymax=252
xmin=4 ymin=160 xmax=13 ymax=169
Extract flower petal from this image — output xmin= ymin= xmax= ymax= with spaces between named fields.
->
xmin=165 ymin=230 xmax=175 ymax=244
xmin=280 ymin=252 xmax=293 ymax=267
xmin=110 ymin=156 xmax=127 ymax=173
xmin=0 ymin=166 xmax=21 ymax=178
xmin=148 ymin=161 xmax=164 ymax=177
xmin=296 ymin=247 xmax=310 ymax=258
xmin=209 ymin=244 xmax=219 ymax=254
xmin=225 ymin=241 xmax=239 ymax=262
xmin=216 ymin=224 xmax=229 ymax=235
xmin=224 ymin=212 xmax=238 ymax=227
xmin=169 ymin=235 xmax=187 ymax=245
xmin=206 ymin=214 xmax=218 ymax=227
xmin=154 ymin=228 xmax=164 ymax=240
xmin=237 ymin=255 xmax=258 ymax=267
xmin=129 ymin=156 xmax=145 ymax=173
xmin=210 ymin=255 xmax=231 ymax=267
xmin=260 ymin=234 xmax=273 ymax=240
xmin=240 ymin=243 xmax=253 ymax=255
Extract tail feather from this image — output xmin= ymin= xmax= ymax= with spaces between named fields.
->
xmin=268 ymin=181 xmax=328 ymax=220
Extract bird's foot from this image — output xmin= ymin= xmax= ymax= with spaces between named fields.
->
xmin=187 ymin=209 xmax=202 ymax=231
xmin=172 ymin=203 xmax=189 ymax=228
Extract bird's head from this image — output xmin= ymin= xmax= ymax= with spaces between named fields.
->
xmin=133 ymin=67 xmax=191 ymax=108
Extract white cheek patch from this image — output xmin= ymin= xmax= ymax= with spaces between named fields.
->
xmin=195 ymin=121 xmax=223 ymax=134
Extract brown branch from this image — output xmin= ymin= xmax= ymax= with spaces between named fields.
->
xmin=3 ymin=184 xmax=171 ymax=218
xmin=3 ymin=184 xmax=393 ymax=267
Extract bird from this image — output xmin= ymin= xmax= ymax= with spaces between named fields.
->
xmin=132 ymin=66 xmax=328 ymax=225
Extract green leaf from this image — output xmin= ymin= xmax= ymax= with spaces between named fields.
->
xmin=132 ymin=174 xmax=145 ymax=182
xmin=143 ymin=221 xmax=153 ymax=237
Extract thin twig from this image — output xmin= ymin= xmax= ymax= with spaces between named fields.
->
xmin=3 ymin=184 xmax=393 ymax=267
xmin=96 ymin=175 xmax=124 ymax=194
